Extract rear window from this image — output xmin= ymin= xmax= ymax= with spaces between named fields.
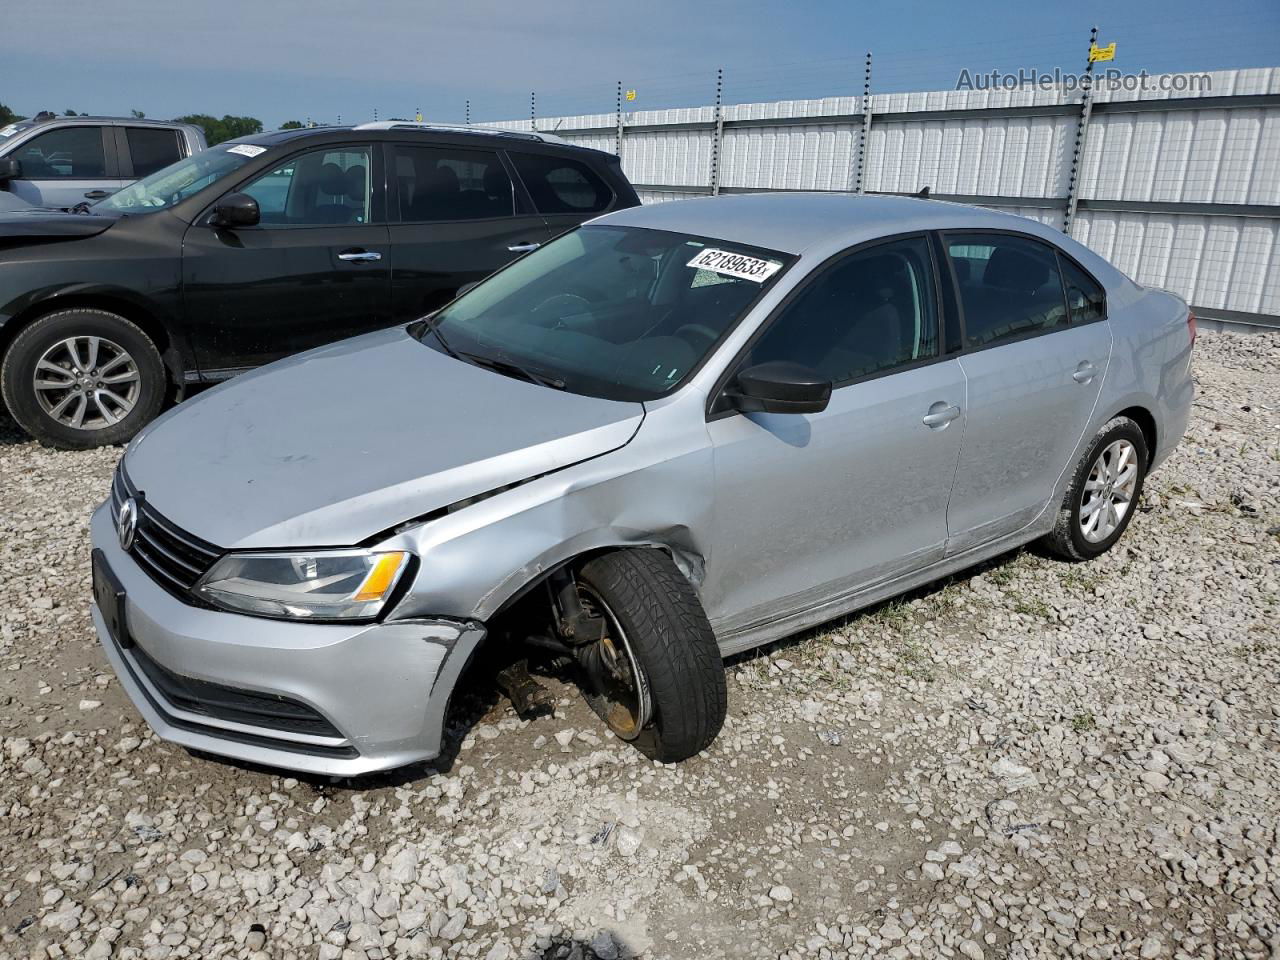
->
xmin=126 ymin=127 xmax=183 ymax=178
xmin=509 ymin=152 xmax=612 ymax=215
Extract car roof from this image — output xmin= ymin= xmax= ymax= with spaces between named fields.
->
xmin=235 ymin=123 xmax=612 ymax=157
xmin=595 ymin=193 xmax=1060 ymax=257
xmin=23 ymin=115 xmax=197 ymax=129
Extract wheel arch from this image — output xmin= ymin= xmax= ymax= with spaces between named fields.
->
xmin=0 ymin=290 xmax=186 ymax=388
xmin=1112 ymin=404 xmax=1158 ymax=466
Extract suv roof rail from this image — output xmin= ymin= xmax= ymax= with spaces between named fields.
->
xmin=351 ymin=120 xmax=568 ymax=145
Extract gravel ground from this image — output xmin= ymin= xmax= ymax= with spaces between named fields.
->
xmin=0 ymin=331 xmax=1277 ymax=960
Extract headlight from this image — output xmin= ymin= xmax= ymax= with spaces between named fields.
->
xmin=194 ymin=550 xmax=410 ymax=621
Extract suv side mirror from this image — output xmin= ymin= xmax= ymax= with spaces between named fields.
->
xmin=727 ymin=361 xmax=831 ymax=415
xmin=0 ymin=158 xmax=21 ymax=182
xmin=211 ymin=192 xmax=260 ymax=228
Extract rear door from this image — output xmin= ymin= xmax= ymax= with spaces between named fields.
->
xmin=181 ymin=143 xmax=392 ymax=372
xmin=385 ymin=141 xmax=553 ymax=320
xmin=941 ymin=232 xmax=1113 ymax=552
xmin=116 ymin=126 xmax=185 ymax=183
xmin=6 ymin=124 xmax=125 ymax=207
xmin=507 ymin=150 xmax=618 ymax=240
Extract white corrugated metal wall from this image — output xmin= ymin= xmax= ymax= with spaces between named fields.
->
xmin=486 ymin=67 xmax=1280 ymax=327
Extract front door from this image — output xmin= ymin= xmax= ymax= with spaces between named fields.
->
xmin=181 ymin=144 xmax=392 ymax=372
xmin=703 ymin=235 xmax=966 ymax=631
xmin=941 ymin=232 xmax=1113 ymax=551
xmin=386 ymin=142 xmax=553 ymax=320
xmin=6 ymin=125 xmax=125 ymax=207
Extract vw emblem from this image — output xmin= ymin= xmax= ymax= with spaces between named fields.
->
xmin=117 ymin=497 xmax=138 ymax=551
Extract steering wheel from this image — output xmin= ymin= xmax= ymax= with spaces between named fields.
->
xmin=531 ymin=292 xmax=597 ymax=328
xmin=674 ymin=323 xmax=720 ymax=353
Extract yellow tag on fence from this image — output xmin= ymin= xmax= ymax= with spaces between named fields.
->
xmin=625 ymin=89 xmax=637 ymax=101
xmin=1089 ymin=42 xmax=1116 ymax=63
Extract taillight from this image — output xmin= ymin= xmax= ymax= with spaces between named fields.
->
xmin=1187 ymin=310 xmax=1197 ymax=345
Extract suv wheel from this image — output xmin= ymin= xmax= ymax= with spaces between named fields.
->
xmin=1 ymin=309 xmax=166 ymax=449
xmin=1041 ymin=416 xmax=1149 ymax=561
xmin=574 ymin=549 xmax=727 ymax=762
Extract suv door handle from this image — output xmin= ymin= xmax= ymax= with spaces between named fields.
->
xmin=507 ymin=242 xmax=541 ymax=253
xmin=922 ymin=402 xmax=961 ymax=429
xmin=82 ymin=190 xmax=110 ymax=200
xmin=1072 ymin=361 xmax=1097 ymax=383
xmin=337 ymin=249 xmax=382 ymax=262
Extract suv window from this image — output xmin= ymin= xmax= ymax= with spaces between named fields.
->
xmin=946 ymin=234 xmax=1069 ymax=347
xmin=746 ymin=235 xmax=939 ymax=384
xmin=393 ymin=145 xmax=513 ymax=221
xmin=126 ymin=127 xmax=182 ymax=178
xmin=1059 ymin=255 xmax=1106 ymax=325
xmin=242 ymin=147 xmax=371 ymax=226
xmin=14 ymin=126 xmax=106 ymax=178
xmin=509 ymin=152 xmax=612 ymax=214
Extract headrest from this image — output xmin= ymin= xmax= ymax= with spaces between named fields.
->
xmin=483 ymin=165 xmax=509 ymax=199
xmin=317 ymin=162 xmax=346 ymax=196
xmin=342 ymin=165 xmax=366 ymax=202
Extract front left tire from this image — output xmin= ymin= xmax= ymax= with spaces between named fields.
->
xmin=1 ymin=308 xmax=166 ymax=449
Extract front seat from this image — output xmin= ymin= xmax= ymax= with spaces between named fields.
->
xmin=309 ymin=162 xmax=357 ymax=224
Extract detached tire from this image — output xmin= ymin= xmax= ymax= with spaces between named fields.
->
xmin=575 ymin=549 xmax=727 ymax=762
xmin=1 ymin=309 xmax=166 ymax=449
xmin=1041 ymin=416 xmax=1149 ymax=561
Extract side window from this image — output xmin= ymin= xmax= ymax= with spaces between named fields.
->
xmin=126 ymin=127 xmax=182 ymax=178
xmin=1059 ymin=255 xmax=1106 ymax=325
xmin=241 ymin=147 xmax=371 ymax=227
xmin=946 ymin=234 xmax=1069 ymax=347
xmin=393 ymin=145 xmax=513 ymax=222
xmin=747 ymin=236 xmax=939 ymax=384
xmin=14 ymin=126 xmax=106 ymax=178
xmin=509 ymin=152 xmax=612 ymax=214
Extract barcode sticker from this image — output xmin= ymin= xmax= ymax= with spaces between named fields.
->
xmin=226 ymin=144 xmax=267 ymax=158
xmin=686 ymin=248 xmax=782 ymax=283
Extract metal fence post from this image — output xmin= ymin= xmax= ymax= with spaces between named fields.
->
xmin=531 ymin=92 xmax=537 ymax=132
xmin=710 ymin=68 xmax=724 ymax=196
xmin=853 ymin=52 xmax=873 ymax=194
xmin=616 ymin=81 xmax=625 ymax=156
xmin=1064 ymin=26 xmax=1099 ymax=234
xmin=465 ymin=101 xmax=471 ymax=126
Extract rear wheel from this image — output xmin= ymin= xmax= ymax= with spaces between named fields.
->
xmin=1 ymin=309 xmax=166 ymax=449
xmin=574 ymin=549 xmax=727 ymax=762
xmin=1041 ymin=416 xmax=1148 ymax=561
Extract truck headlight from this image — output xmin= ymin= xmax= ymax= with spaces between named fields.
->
xmin=194 ymin=550 xmax=410 ymax=621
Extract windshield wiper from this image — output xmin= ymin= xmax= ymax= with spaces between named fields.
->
xmin=458 ymin=351 xmax=565 ymax=390
xmin=419 ymin=315 xmax=460 ymax=360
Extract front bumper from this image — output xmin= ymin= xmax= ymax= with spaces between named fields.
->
xmin=89 ymin=503 xmax=485 ymax=776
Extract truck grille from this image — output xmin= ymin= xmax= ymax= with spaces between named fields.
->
xmin=111 ymin=465 xmax=221 ymax=595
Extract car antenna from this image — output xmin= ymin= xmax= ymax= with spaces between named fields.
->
xmin=917 ymin=186 xmax=931 ymax=199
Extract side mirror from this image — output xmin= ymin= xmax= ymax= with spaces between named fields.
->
xmin=211 ymin=192 xmax=260 ymax=228
xmin=727 ymin=361 xmax=831 ymax=415
xmin=0 ymin=157 xmax=21 ymax=182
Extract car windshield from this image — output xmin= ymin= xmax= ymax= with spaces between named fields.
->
xmin=0 ymin=120 xmax=35 ymax=144
xmin=421 ymin=225 xmax=793 ymax=402
xmin=94 ymin=143 xmax=259 ymax=214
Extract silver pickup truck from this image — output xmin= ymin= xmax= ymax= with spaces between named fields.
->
xmin=0 ymin=114 xmax=206 ymax=208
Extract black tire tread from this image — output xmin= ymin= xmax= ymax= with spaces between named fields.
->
xmin=579 ymin=549 xmax=727 ymax=762
xmin=1041 ymin=415 xmax=1147 ymax=562
xmin=0 ymin=308 xmax=165 ymax=449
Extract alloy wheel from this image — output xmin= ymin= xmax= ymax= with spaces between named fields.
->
xmin=32 ymin=336 xmax=140 ymax=430
xmin=1079 ymin=438 xmax=1139 ymax=543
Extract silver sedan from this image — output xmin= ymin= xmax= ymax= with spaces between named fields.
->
xmin=90 ymin=194 xmax=1195 ymax=774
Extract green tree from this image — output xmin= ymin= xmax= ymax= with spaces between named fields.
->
xmin=0 ymin=103 xmax=23 ymax=126
xmin=130 ymin=109 xmax=145 ymax=119
xmin=63 ymin=109 xmax=87 ymax=116
xmin=279 ymin=120 xmax=304 ymax=130
xmin=174 ymin=114 xmax=263 ymax=146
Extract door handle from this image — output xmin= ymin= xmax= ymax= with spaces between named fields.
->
xmin=507 ymin=242 xmax=541 ymax=253
xmin=1072 ymin=361 xmax=1097 ymax=384
xmin=922 ymin=401 xmax=961 ymax=429
xmin=82 ymin=190 xmax=110 ymax=200
xmin=337 ymin=249 xmax=382 ymax=262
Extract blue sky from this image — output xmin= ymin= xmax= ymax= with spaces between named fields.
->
xmin=4 ymin=0 xmax=1278 ymax=128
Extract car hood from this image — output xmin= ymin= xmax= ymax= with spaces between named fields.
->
xmin=0 ymin=206 xmax=118 ymax=241
xmin=125 ymin=326 xmax=646 ymax=548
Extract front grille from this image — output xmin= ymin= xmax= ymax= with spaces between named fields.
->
xmin=111 ymin=465 xmax=221 ymax=595
xmin=129 ymin=643 xmax=343 ymax=738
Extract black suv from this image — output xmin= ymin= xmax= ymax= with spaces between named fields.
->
xmin=0 ymin=123 xmax=639 ymax=448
